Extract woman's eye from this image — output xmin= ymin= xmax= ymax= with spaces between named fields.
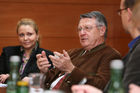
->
xmin=19 ymin=34 xmax=24 ymax=37
xmin=27 ymin=33 xmax=32 ymax=36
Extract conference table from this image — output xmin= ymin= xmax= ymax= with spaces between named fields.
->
xmin=0 ymin=84 xmax=7 ymax=93
xmin=0 ymin=84 xmax=65 ymax=93
xmin=0 ymin=87 xmax=6 ymax=93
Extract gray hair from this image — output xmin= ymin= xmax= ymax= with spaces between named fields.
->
xmin=80 ymin=11 xmax=108 ymax=39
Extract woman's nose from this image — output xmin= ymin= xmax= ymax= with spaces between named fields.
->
xmin=24 ymin=35 xmax=28 ymax=40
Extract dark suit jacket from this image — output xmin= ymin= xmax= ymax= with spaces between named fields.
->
xmin=104 ymin=39 xmax=140 ymax=93
xmin=43 ymin=44 xmax=121 ymax=93
xmin=0 ymin=45 xmax=53 ymax=80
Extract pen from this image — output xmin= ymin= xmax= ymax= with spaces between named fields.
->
xmin=78 ymin=77 xmax=87 ymax=85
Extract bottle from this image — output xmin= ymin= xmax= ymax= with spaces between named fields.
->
xmin=17 ymin=81 xmax=29 ymax=93
xmin=7 ymin=56 xmax=20 ymax=93
xmin=108 ymin=59 xmax=125 ymax=93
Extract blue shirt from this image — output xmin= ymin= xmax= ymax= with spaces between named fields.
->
xmin=128 ymin=35 xmax=140 ymax=49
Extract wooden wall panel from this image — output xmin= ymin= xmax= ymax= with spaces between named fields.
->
xmin=0 ymin=0 xmax=131 ymax=56
xmin=0 ymin=0 xmax=120 ymax=4
xmin=41 ymin=37 xmax=80 ymax=52
xmin=0 ymin=37 xmax=19 ymax=52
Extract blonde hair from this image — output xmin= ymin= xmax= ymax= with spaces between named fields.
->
xmin=16 ymin=18 xmax=38 ymax=34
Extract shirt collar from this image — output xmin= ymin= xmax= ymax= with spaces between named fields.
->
xmin=128 ymin=35 xmax=140 ymax=49
xmin=81 ymin=42 xmax=106 ymax=56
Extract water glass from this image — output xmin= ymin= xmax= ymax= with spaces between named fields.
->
xmin=44 ymin=90 xmax=65 ymax=93
xmin=29 ymin=73 xmax=44 ymax=93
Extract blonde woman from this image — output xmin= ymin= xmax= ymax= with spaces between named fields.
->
xmin=0 ymin=18 xmax=53 ymax=83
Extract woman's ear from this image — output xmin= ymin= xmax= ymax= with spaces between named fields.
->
xmin=37 ymin=34 xmax=39 ymax=41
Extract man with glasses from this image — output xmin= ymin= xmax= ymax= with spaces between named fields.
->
xmin=117 ymin=8 xmax=128 ymax=16
xmin=36 ymin=11 xmax=121 ymax=93
xmin=72 ymin=0 xmax=140 ymax=93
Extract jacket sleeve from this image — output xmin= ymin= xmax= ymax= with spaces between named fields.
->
xmin=123 ymin=44 xmax=140 ymax=93
xmin=65 ymin=52 xmax=121 ymax=90
xmin=0 ymin=48 xmax=9 ymax=74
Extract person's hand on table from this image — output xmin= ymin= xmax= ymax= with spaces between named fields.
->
xmin=0 ymin=74 xmax=9 ymax=83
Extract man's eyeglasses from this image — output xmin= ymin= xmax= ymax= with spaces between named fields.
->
xmin=117 ymin=8 xmax=127 ymax=16
xmin=78 ymin=25 xmax=103 ymax=32
xmin=78 ymin=26 xmax=95 ymax=32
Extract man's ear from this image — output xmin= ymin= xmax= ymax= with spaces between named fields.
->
xmin=127 ymin=8 xmax=133 ymax=21
xmin=99 ymin=26 xmax=106 ymax=37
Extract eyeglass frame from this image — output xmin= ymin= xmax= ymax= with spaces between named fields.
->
xmin=77 ymin=25 xmax=103 ymax=32
xmin=117 ymin=8 xmax=128 ymax=16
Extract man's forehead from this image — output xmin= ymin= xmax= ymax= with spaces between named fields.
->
xmin=120 ymin=0 xmax=125 ymax=8
xmin=80 ymin=18 xmax=95 ymax=22
xmin=79 ymin=18 xmax=96 ymax=25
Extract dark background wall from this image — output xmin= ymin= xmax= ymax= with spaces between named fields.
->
xmin=0 ymin=0 xmax=131 ymax=56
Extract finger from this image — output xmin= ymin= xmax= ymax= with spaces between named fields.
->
xmin=42 ymin=51 xmax=47 ymax=58
xmin=72 ymin=85 xmax=82 ymax=92
xmin=36 ymin=54 xmax=42 ymax=59
xmin=63 ymin=50 xmax=69 ymax=57
xmin=38 ymin=60 xmax=49 ymax=69
xmin=49 ymin=56 xmax=58 ymax=65
xmin=0 ymin=78 xmax=4 ymax=83
xmin=1 ymin=79 xmax=4 ymax=83
xmin=39 ymin=62 xmax=51 ymax=68
xmin=72 ymin=85 xmax=92 ymax=90
xmin=40 ymin=60 xmax=50 ymax=66
xmin=38 ymin=57 xmax=49 ymax=62
xmin=54 ymin=52 xmax=64 ymax=58
xmin=40 ymin=64 xmax=51 ymax=72
xmin=42 ymin=64 xmax=51 ymax=68
xmin=129 ymin=84 xmax=135 ymax=88
xmin=37 ymin=57 xmax=50 ymax=71
xmin=49 ymin=56 xmax=60 ymax=67
xmin=49 ymin=55 xmax=59 ymax=61
xmin=41 ymin=66 xmax=50 ymax=72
